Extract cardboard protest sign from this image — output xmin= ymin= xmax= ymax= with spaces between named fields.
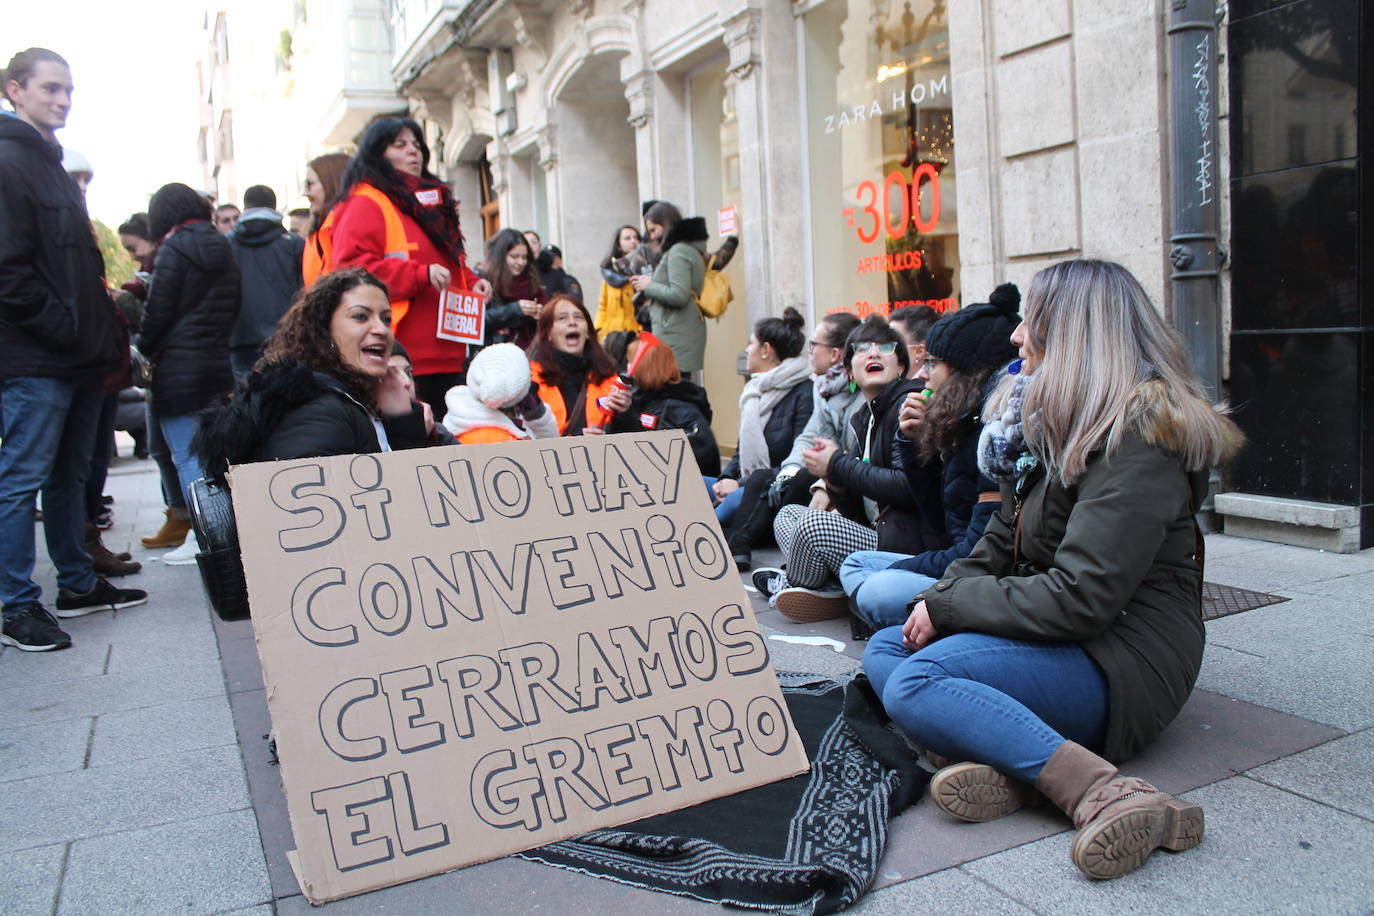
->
xmin=229 ymin=431 xmax=809 ymax=903
xmin=436 ymin=287 xmax=484 ymax=345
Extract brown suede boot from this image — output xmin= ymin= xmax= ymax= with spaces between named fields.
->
xmin=929 ymin=762 xmax=1041 ymax=822
xmin=1036 ymin=741 xmax=1204 ymax=880
xmin=85 ymin=523 xmax=142 ymax=577
xmin=141 ymin=508 xmax=191 ymax=548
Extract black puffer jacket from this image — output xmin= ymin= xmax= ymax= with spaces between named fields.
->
xmin=138 ymin=221 xmax=241 ymax=415
xmin=826 ymin=377 xmax=947 ymax=553
xmin=613 ymin=379 xmax=721 ymax=476
xmin=891 ymin=416 xmax=1001 ymax=577
xmin=0 ymin=117 xmax=120 ymax=380
xmin=720 ymin=378 xmax=814 ymax=480
xmin=228 ymin=209 xmax=304 ymax=348
xmin=193 ymin=361 xmax=430 ymax=482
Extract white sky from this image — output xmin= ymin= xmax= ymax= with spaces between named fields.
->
xmin=7 ymin=1 xmax=208 ymax=228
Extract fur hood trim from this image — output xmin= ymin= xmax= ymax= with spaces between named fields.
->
xmin=1124 ymin=379 xmax=1244 ymax=468
xmin=193 ymin=362 xmax=361 ymax=480
xmin=663 ymin=216 xmax=709 ymax=251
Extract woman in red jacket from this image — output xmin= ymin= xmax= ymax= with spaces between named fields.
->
xmin=330 ymin=116 xmax=491 ymax=417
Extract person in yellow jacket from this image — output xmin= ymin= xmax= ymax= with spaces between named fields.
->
xmin=594 ymin=224 xmax=643 ymax=334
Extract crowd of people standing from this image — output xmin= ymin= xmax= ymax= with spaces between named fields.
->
xmin=3 ymin=44 xmax=1247 ymax=885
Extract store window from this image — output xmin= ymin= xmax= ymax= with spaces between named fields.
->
xmin=802 ymin=0 xmax=959 ymax=319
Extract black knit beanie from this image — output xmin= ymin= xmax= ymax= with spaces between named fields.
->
xmin=923 ymin=283 xmax=1022 ymax=375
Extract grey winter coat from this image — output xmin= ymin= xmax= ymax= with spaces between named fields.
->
xmin=643 ymin=217 xmax=708 ymax=373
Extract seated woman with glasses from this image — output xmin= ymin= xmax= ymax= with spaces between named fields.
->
xmin=839 ymin=285 xmax=1021 ymax=632
xmin=753 ymin=316 xmax=945 ymax=622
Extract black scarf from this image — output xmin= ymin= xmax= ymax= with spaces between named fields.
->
xmin=552 ymin=349 xmax=591 ymax=434
xmin=375 ymin=171 xmax=466 ymax=267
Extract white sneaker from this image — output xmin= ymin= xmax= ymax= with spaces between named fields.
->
xmin=162 ymin=538 xmax=200 ymax=565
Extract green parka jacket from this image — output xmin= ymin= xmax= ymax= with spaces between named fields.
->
xmin=921 ymin=384 xmax=1222 ymax=762
xmin=643 ymin=217 xmax=708 ymax=373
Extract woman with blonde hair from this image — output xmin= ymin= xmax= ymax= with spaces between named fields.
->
xmin=863 ymin=259 xmax=1243 ymax=880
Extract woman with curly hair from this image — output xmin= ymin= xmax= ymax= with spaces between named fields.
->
xmin=863 ymin=260 xmax=1244 ymax=881
xmin=193 ymin=269 xmax=429 ymax=477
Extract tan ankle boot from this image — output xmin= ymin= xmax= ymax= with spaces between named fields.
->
xmin=141 ymin=508 xmax=191 ymax=548
xmin=85 ymin=523 xmax=143 ymax=576
xmin=930 ymin=762 xmax=1040 ymax=822
xmin=1036 ymin=741 xmax=1203 ymax=880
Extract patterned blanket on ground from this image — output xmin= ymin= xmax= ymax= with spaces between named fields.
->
xmin=521 ymin=674 xmax=928 ymax=914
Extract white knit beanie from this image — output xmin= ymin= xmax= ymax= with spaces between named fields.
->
xmin=467 ymin=343 xmax=531 ymax=409
xmin=62 ymin=148 xmax=93 ymax=177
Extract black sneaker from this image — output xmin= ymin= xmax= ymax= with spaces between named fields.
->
xmin=751 ymin=566 xmax=787 ymax=598
xmin=1 ymin=604 xmax=73 ymax=652
xmin=53 ymin=577 xmax=148 ymax=618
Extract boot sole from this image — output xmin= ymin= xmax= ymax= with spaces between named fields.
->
xmin=774 ymin=589 xmax=847 ymax=622
xmin=931 ymin=763 xmax=1034 ymax=822
xmin=1072 ymin=797 xmax=1204 ymax=879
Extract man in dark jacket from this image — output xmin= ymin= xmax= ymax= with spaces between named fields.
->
xmin=228 ymin=185 xmax=304 ymax=377
xmin=0 ymin=48 xmax=147 ymax=653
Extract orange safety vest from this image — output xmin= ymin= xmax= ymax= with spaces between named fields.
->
xmin=531 ymin=361 xmax=618 ymax=434
xmin=302 ymin=209 xmax=336 ymax=287
xmin=457 ymin=426 xmax=521 ymax=445
xmin=351 ymin=184 xmax=420 ymax=330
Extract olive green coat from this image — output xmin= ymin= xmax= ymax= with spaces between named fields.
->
xmin=644 ymin=228 xmax=707 ymax=373
xmin=922 ymin=398 xmax=1213 ymax=763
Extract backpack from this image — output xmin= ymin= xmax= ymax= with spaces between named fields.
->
xmin=696 ymin=252 xmax=734 ymax=319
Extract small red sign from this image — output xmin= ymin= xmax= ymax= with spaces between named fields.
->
xmin=718 ymin=205 xmax=738 ymax=236
xmin=639 ymin=413 xmax=659 ymax=429
xmin=436 ymin=287 xmax=485 ymax=345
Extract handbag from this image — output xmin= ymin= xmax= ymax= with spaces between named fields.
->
xmin=129 ymin=345 xmax=154 ymax=388
xmin=188 ymin=477 xmax=251 ymax=620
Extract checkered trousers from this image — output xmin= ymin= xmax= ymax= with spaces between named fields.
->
xmin=772 ymin=504 xmax=877 ymax=589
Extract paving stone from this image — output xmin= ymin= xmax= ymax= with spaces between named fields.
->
xmin=219 ymin=633 xmax=266 ymax=694
xmin=851 ymin=866 xmax=1035 ymax=914
xmin=0 ymin=745 xmax=250 ymax=851
xmin=0 ymin=660 xmax=225 ymax=729
xmin=89 ymin=694 xmax=238 ymax=767
xmin=1248 ymin=729 xmax=1374 ymax=821
xmin=59 ymin=809 xmax=270 ymax=915
xmin=0 ymin=716 xmax=92 ymax=783
xmin=221 ymin=907 xmax=275 ymax=916
xmin=963 ymin=777 xmax=1374 ymax=914
xmin=1198 ymin=595 xmax=1374 ymax=731
xmin=0 ymin=638 xmax=111 ymax=690
xmin=273 ymin=853 xmax=715 ymax=914
xmin=227 ymin=687 xmax=298 ymax=900
xmin=1 ymin=843 xmax=65 ymax=916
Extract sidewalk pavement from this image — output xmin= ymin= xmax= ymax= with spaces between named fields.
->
xmin=2 ymin=455 xmax=1372 ymax=915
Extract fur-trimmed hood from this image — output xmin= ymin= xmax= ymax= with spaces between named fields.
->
xmin=662 ymin=216 xmax=709 ymax=252
xmin=1123 ymin=379 xmax=1244 ymax=494
xmin=192 ymin=362 xmax=367 ymax=481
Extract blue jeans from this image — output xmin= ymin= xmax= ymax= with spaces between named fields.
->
xmin=703 ymin=476 xmax=745 ymax=526
xmin=146 ymin=401 xmax=185 ymax=510
xmin=840 ymin=550 xmax=937 ymax=628
xmin=863 ymin=628 xmax=1108 ymax=783
xmin=0 ymin=375 xmax=102 ymax=613
xmin=158 ymin=413 xmax=206 ymax=508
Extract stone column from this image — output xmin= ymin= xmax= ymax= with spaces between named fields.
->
xmin=722 ymin=2 xmax=806 ymax=321
xmin=537 ymin=124 xmax=562 ymax=246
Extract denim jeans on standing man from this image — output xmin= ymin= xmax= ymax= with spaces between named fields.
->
xmin=863 ymin=627 xmax=1109 ymax=783
xmin=839 ymin=549 xmax=938 ymax=628
xmin=0 ymin=375 xmax=103 ymax=614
